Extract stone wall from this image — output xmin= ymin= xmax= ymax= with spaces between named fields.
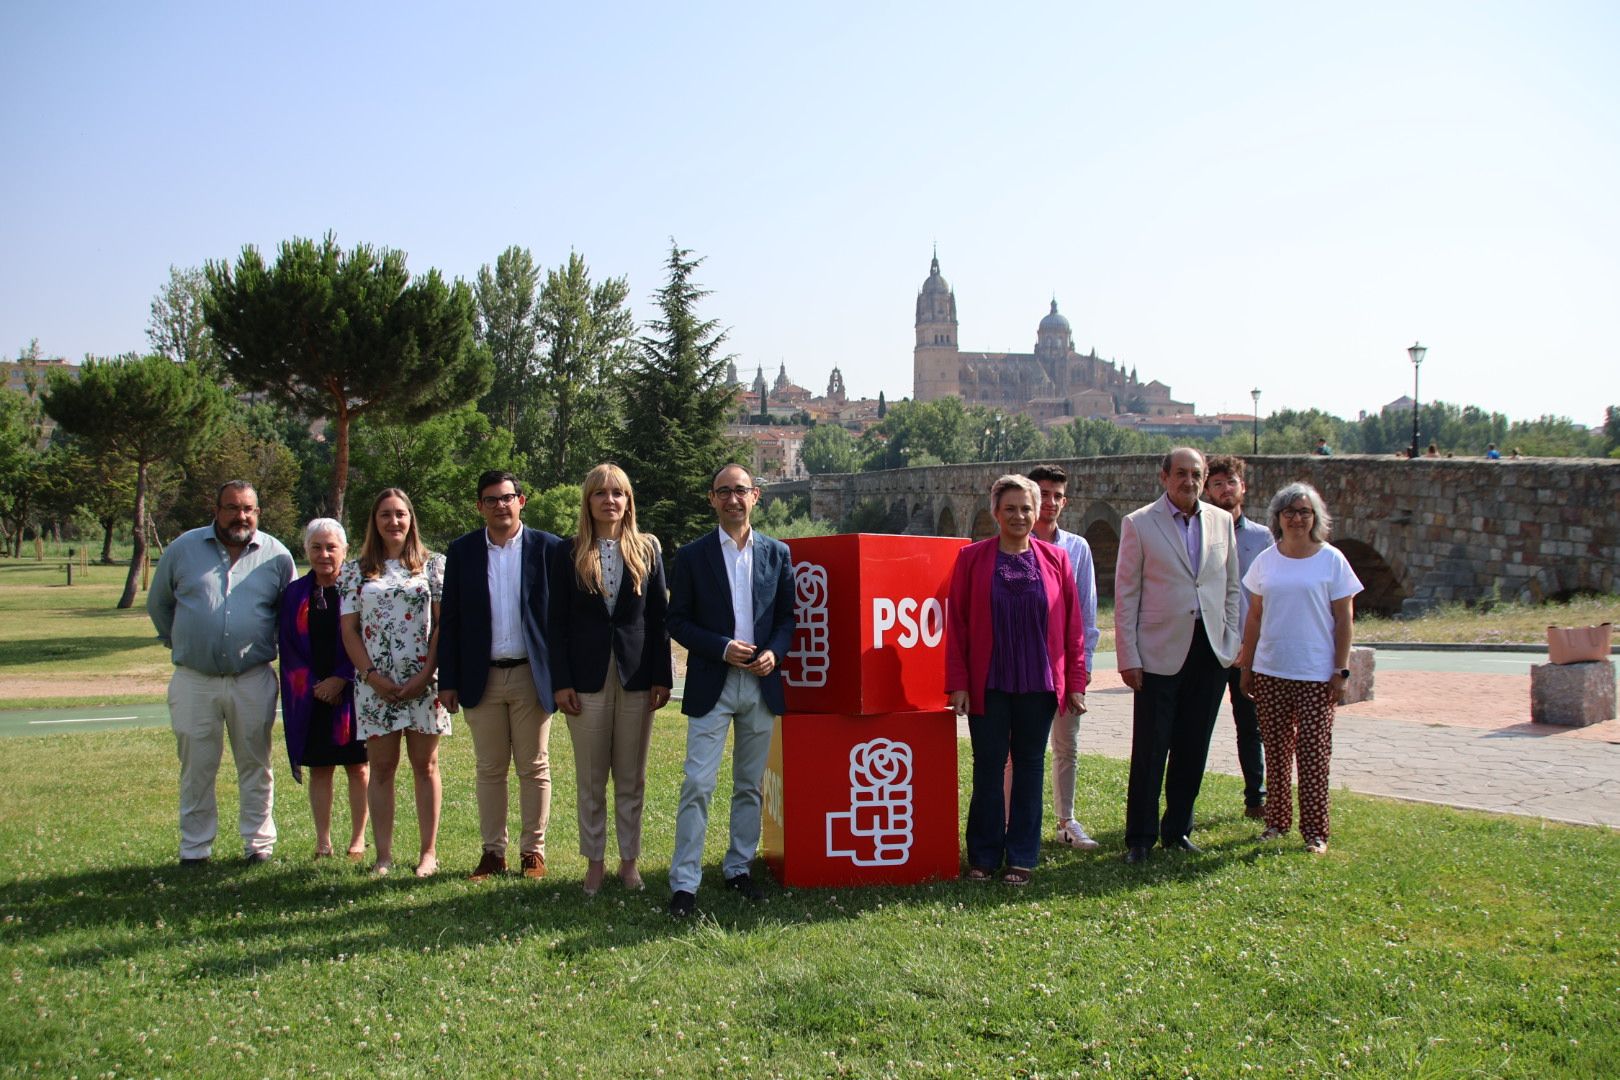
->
xmin=765 ymin=455 xmax=1620 ymax=616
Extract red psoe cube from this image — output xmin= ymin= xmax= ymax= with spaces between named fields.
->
xmin=781 ymin=534 xmax=967 ymax=716
xmin=761 ymin=710 xmax=961 ymax=888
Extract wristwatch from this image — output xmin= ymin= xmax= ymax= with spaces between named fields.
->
xmin=1336 ymin=668 xmax=1350 ymax=680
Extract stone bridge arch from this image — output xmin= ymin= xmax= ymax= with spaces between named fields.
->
xmin=783 ymin=455 xmax=1620 ymax=614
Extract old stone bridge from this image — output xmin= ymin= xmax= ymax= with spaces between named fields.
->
xmin=765 ymin=455 xmax=1620 ymax=615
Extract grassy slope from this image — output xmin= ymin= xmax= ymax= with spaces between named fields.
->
xmin=0 ymin=722 xmax=1614 ymax=1078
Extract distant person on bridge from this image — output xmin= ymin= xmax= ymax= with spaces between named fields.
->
xmin=1238 ymin=482 xmax=1363 ymax=855
xmin=1313 ymin=437 xmax=1332 ymax=456
xmin=1202 ymin=455 xmax=1273 ymax=820
xmin=1115 ymin=448 xmax=1241 ymax=865
xmin=147 ymin=480 xmax=294 ymax=867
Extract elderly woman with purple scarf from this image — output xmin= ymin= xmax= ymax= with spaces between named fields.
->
xmin=279 ymin=518 xmax=369 ymax=859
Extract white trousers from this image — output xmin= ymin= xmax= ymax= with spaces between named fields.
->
xmin=169 ymin=663 xmax=278 ymax=859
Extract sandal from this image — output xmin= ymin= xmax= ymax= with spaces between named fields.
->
xmin=963 ymin=866 xmax=995 ymax=882
xmin=1001 ymin=867 xmax=1032 ymax=886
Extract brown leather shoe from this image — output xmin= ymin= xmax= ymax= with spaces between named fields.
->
xmin=519 ymin=851 xmax=546 ymax=879
xmin=468 ymin=851 xmax=506 ymax=881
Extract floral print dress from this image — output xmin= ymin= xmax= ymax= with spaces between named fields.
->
xmin=338 ymin=555 xmax=452 ymax=739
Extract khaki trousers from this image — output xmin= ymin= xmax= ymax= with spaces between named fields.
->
xmin=169 ymin=663 xmax=278 ymax=859
xmin=566 ymin=655 xmax=655 ymax=860
xmin=463 ymin=664 xmax=551 ymax=858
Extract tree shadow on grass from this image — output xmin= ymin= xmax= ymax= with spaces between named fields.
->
xmin=2 ymin=821 xmax=1251 ymax=981
xmin=0 ymin=634 xmax=158 ymax=667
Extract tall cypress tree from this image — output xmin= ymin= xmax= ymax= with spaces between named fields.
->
xmin=614 ymin=243 xmax=739 ymax=545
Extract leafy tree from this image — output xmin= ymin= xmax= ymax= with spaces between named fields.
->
xmin=877 ymin=391 xmax=886 ymax=419
xmin=166 ymin=419 xmax=301 ymax=543
xmin=0 ymin=385 xmax=44 ymax=556
xmin=1602 ymin=406 xmax=1620 ymax=456
xmin=534 ymin=252 xmax=635 ymax=489
xmin=1042 ymin=417 xmax=1170 ymax=458
xmin=474 ymin=245 xmax=542 ymax=437
xmin=147 ymin=266 xmax=224 ymax=380
xmin=862 ymin=397 xmax=976 ymax=469
xmin=753 ymin=495 xmax=834 ymax=539
xmin=614 ymin=243 xmax=741 ymax=545
xmin=345 ymin=404 xmax=520 ymax=548
xmin=801 ymin=423 xmax=862 ymax=474
xmin=43 ymin=354 xmax=227 ymax=607
xmin=525 ymin=482 xmax=581 ymax=538
xmin=204 ymin=233 xmax=491 ymax=521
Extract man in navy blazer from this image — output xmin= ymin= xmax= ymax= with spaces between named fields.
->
xmin=664 ymin=463 xmax=796 ymax=917
xmin=437 ymin=470 xmax=562 ymax=881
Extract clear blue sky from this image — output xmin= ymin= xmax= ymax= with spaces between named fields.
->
xmin=4 ymin=2 xmax=1616 ymax=426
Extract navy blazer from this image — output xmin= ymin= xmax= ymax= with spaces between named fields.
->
xmin=548 ymin=537 xmax=674 ymax=694
xmin=666 ymin=528 xmax=796 ymax=717
xmin=438 ymin=525 xmax=561 ymax=712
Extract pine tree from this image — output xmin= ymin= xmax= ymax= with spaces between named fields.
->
xmin=614 ymin=243 xmax=739 ymax=545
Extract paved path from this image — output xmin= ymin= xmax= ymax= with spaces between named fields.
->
xmin=958 ymin=651 xmax=1620 ymax=830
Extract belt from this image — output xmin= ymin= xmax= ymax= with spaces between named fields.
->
xmin=490 ymin=657 xmax=528 ymax=669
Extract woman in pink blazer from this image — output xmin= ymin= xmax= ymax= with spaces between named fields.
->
xmin=946 ymin=474 xmax=1088 ymax=885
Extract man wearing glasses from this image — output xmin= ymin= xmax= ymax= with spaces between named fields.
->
xmin=438 ymin=470 xmax=562 ymax=881
xmin=664 ymin=464 xmax=796 ymax=917
xmin=148 ymin=480 xmax=295 ymax=865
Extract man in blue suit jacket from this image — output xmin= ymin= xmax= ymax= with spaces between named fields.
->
xmin=665 ymin=463 xmax=796 ymax=918
xmin=437 ymin=470 xmax=562 ymax=881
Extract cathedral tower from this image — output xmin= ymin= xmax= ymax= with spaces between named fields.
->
xmin=913 ymin=251 xmax=961 ymax=402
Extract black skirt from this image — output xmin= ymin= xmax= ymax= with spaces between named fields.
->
xmin=299 ymin=586 xmax=367 ymax=768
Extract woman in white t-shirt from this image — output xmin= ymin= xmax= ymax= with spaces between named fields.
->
xmin=1238 ymin=482 xmax=1362 ymax=854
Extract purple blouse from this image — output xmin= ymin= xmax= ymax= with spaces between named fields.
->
xmin=986 ymin=548 xmax=1054 ymax=694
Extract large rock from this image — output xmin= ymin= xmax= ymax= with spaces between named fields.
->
xmin=1530 ymin=661 xmax=1617 ymax=727
xmin=1341 ymin=646 xmax=1375 ymax=705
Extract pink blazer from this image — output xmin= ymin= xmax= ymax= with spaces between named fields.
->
xmin=945 ymin=536 xmax=1088 ymax=716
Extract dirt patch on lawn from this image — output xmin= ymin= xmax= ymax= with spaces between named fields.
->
xmin=0 ymin=674 xmax=171 ymax=700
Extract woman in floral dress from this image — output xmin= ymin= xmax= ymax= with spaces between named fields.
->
xmin=339 ymin=488 xmax=451 ymax=877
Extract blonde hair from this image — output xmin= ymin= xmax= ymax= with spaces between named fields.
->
xmin=572 ymin=463 xmax=657 ymax=596
xmin=357 ymin=488 xmax=428 ymax=579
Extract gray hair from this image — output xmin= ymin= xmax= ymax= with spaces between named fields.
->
xmin=1266 ymin=482 xmax=1332 ymax=543
xmin=302 ymin=517 xmax=348 ymax=552
xmin=990 ymin=474 xmax=1040 ymax=511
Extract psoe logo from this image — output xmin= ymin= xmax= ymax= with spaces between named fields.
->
xmin=762 ymin=763 xmax=784 ymax=828
xmin=785 ymin=561 xmax=830 ymax=687
xmin=825 ymin=738 xmax=914 ymax=867
xmin=872 ymin=596 xmax=945 ymax=649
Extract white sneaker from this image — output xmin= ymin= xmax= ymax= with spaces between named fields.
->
xmin=1056 ymin=819 xmax=1100 ymax=850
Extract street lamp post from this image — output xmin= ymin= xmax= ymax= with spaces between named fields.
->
xmin=1408 ymin=341 xmax=1427 ymax=458
xmin=1250 ymin=387 xmax=1261 ymax=454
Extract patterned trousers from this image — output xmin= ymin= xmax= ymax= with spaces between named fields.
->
xmin=1251 ymin=674 xmax=1337 ymax=843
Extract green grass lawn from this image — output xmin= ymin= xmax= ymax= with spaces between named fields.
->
xmin=1 ymin=721 xmax=1614 ymax=1078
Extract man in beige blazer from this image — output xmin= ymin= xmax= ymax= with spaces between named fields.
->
xmin=1115 ymin=447 xmax=1241 ymax=863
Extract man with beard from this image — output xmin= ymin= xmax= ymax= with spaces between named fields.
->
xmin=148 ymin=481 xmax=295 ymax=865
xmin=1203 ymin=455 xmax=1275 ymax=819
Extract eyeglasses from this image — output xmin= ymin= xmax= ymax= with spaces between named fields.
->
xmin=711 ymin=486 xmax=756 ymax=499
xmin=1280 ymin=507 xmax=1315 ymax=520
xmin=480 ymin=493 xmax=522 ymax=507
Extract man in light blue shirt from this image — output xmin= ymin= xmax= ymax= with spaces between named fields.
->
xmin=1027 ymin=465 xmax=1102 ymax=851
xmin=148 ymin=481 xmax=294 ymax=865
xmin=1203 ymin=456 xmax=1274 ymax=818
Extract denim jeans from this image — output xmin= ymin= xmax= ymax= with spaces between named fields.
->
xmin=966 ymin=689 xmax=1056 ymax=870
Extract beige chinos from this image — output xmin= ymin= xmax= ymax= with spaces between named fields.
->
xmin=567 ymin=655 xmax=655 ymax=860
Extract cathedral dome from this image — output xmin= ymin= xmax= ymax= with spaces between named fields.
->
xmin=920 ymin=255 xmax=951 ymax=295
xmin=1039 ymin=299 xmax=1070 ymax=334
